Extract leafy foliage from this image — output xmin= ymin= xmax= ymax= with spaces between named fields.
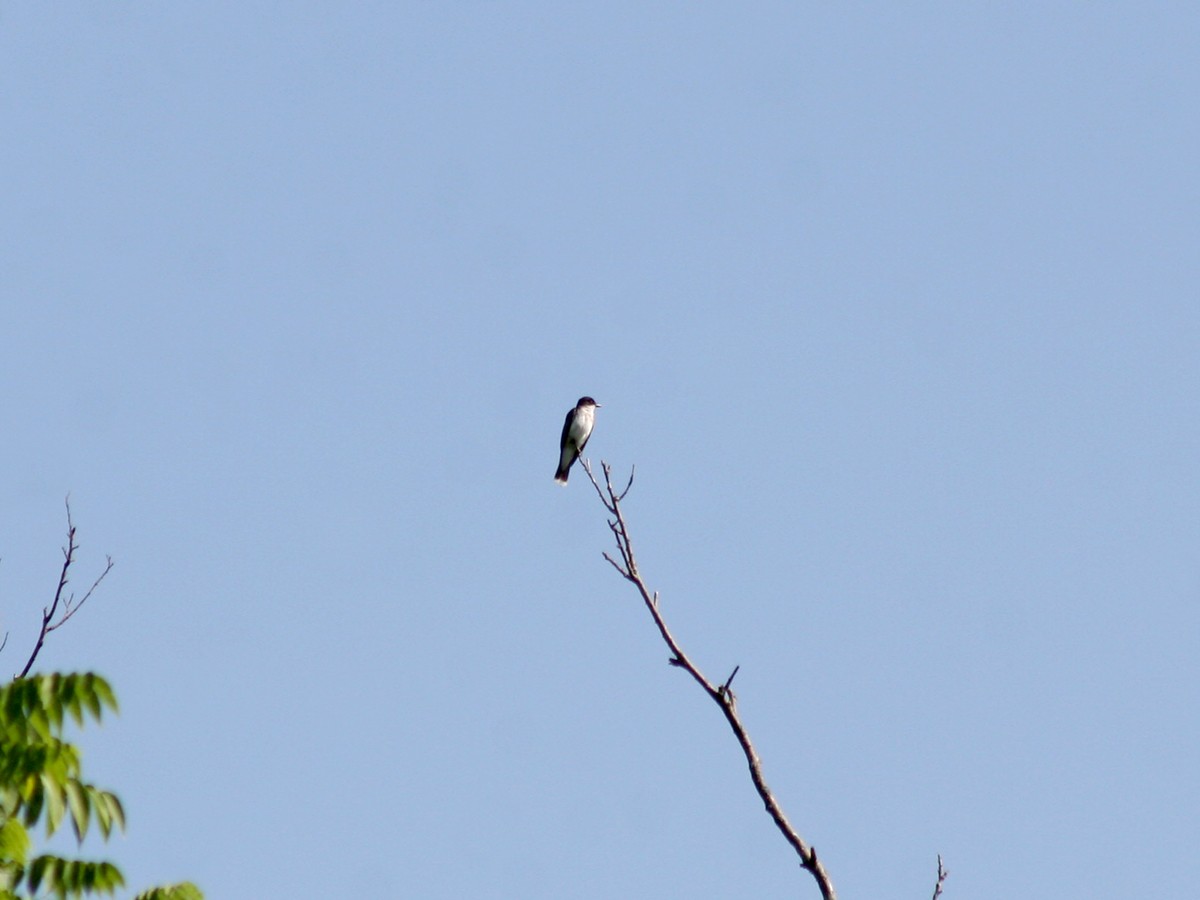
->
xmin=0 ymin=674 xmax=201 ymax=899
xmin=133 ymin=885 xmax=204 ymax=900
xmin=25 ymin=858 xmax=123 ymax=897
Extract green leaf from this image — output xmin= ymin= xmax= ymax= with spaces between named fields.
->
xmin=45 ymin=682 xmax=65 ymax=734
xmin=82 ymin=675 xmax=118 ymax=720
xmin=0 ymin=819 xmax=30 ymax=865
xmin=93 ymin=793 xmax=111 ymax=841
xmin=26 ymin=854 xmax=46 ymax=893
xmin=99 ymin=792 xmax=124 ymax=836
xmin=42 ymin=775 xmax=66 ymax=839
xmin=62 ymin=682 xmax=84 ymax=730
xmin=21 ymin=780 xmax=44 ymax=831
xmin=64 ymin=780 xmax=89 ymax=843
xmin=92 ymin=790 xmax=124 ymax=841
xmin=27 ymin=707 xmax=52 ymax=743
xmin=0 ymin=790 xmax=17 ymax=821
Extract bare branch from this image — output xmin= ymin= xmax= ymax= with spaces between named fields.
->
xmin=16 ymin=500 xmax=113 ymax=679
xmin=580 ymin=458 xmax=615 ymax=513
xmin=586 ymin=460 xmax=837 ymax=900
xmin=47 ymin=555 xmax=114 ymax=634
xmin=931 ymin=854 xmax=949 ymax=900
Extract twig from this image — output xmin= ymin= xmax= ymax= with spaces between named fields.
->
xmin=16 ymin=500 xmax=113 ymax=679
xmin=931 ymin=854 xmax=949 ymax=900
xmin=579 ymin=458 xmax=837 ymax=900
xmin=46 ymin=555 xmax=114 ymax=634
xmin=616 ymin=465 xmax=635 ymax=502
xmin=721 ymin=665 xmax=741 ymax=695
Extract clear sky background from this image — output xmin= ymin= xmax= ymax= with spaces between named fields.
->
xmin=2 ymin=4 xmax=1197 ymax=898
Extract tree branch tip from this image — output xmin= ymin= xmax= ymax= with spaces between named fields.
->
xmin=931 ymin=853 xmax=949 ymax=899
xmin=722 ymin=665 xmax=741 ymax=691
xmin=601 ymin=553 xmax=629 ymax=579
xmin=617 ymin=465 xmax=636 ymax=500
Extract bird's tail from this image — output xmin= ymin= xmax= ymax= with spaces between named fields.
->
xmin=554 ymin=466 xmax=569 ymax=484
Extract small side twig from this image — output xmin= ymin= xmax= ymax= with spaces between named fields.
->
xmin=720 ymin=665 xmax=741 ymax=695
xmin=931 ymin=854 xmax=949 ymax=900
xmin=579 ymin=458 xmax=837 ymax=900
xmin=16 ymin=499 xmax=113 ymax=679
xmin=46 ymin=555 xmax=113 ymax=635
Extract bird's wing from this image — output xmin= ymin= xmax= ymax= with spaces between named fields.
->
xmin=560 ymin=407 xmax=576 ymax=449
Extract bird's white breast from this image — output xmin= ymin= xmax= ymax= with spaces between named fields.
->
xmin=569 ymin=406 xmax=594 ymax=445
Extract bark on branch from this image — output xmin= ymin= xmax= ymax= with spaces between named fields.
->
xmin=580 ymin=458 xmax=837 ymax=900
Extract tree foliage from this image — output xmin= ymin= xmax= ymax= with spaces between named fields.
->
xmin=1 ymin=506 xmax=201 ymax=899
xmin=0 ymin=673 xmax=201 ymax=899
xmin=132 ymin=885 xmax=205 ymax=900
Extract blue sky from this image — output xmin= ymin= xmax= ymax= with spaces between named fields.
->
xmin=2 ymin=4 xmax=1197 ymax=898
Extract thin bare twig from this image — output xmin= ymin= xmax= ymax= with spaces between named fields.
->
xmin=721 ymin=665 xmax=741 ymax=695
xmin=46 ymin=554 xmax=114 ymax=634
xmin=931 ymin=854 xmax=949 ymax=900
xmin=579 ymin=458 xmax=837 ymax=900
xmin=16 ymin=500 xmax=113 ymax=679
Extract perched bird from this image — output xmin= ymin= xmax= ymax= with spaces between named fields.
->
xmin=554 ymin=396 xmax=600 ymax=484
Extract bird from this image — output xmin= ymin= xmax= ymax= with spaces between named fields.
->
xmin=555 ymin=396 xmax=600 ymax=484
